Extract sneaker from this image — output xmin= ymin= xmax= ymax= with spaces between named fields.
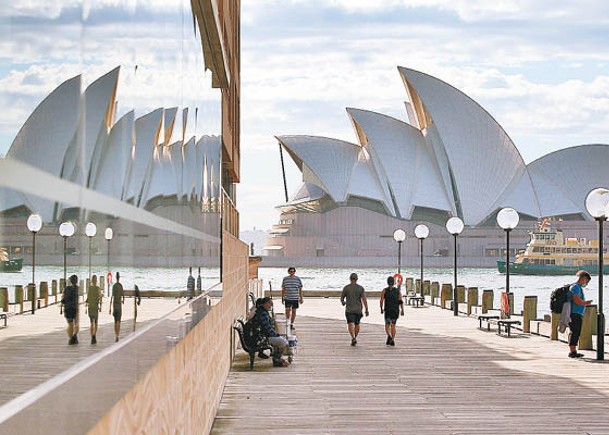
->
xmin=389 ymin=338 xmax=395 ymax=346
xmin=91 ymin=335 xmax=97 ymax=345
xmin=273 ymin=358 xmax=290 ymax=367
xmin=568 ymin=351 xmax=584 ymax=358
xmin=351 ymin=338 xmax=357 ymax=346
xmin=73 ymin=335 xmax=78 ymax=344
xmin=258 ymin=351 xmax=270 ymax=359
xmin=290 ymin=324 xmax=295 ymax=330
xmin=386 ymin=335 xmax=391 ymax=345
xmin=68 ymin=336 xmax=76 ymax=345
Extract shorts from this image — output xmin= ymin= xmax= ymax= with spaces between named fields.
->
xmin=345 ymin=312 xmax=363 ymax=325
xmin=285 ymin=299 xmax=299 ymax=309
xmin=384 ymin=310 xmax=399 ymax=325
xmin=113 ymin=310 xmax=122 ymax=322
xmin=89 ymin=314 xmax=98 ymax=322
xmin=569 ymin=313 xmax=583 ymax=346
xmin=64 ymin=308 xmax=76 ymax=323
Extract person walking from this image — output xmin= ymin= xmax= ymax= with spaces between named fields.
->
xmin=281 ymin=267 xmax=303 ymax=331
xmin=568 ymin=271 xmax=592 ymax=358
xmin=380 ymin=276 xmax=404 ymax=346
xmin=109 ymin=272 xmax=125 ymax=342
xmin=340 ymin=273 xmax=369 ymax=346
xmin=197 ymin=267 xmax=202 ymax=296
xmin=86 ymin=275 xmax=102 ymax=344
xmin=187 ymin=267 xmax=195 ymax=300
xmin=61 ymin=274 xmax=80 ymax=345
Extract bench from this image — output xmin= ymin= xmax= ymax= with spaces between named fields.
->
xmin=496 ymin=319 xmax=521 ymax=338
xmin=0 ymin=313 xmax=6 ymax=327
xmin=406 ymin=296 xmax=425 ymax=307
xmin=233 ymin=317 xmax=272 ymax=369
xmin=478 ymin=314 xmax=500 ymax=331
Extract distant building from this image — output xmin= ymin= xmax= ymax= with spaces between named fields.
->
xmin=265 ymin=67 xmax=609 ymax=265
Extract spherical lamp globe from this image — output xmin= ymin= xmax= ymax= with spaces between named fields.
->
xmin=59 ymin=221 xmax=75 ymax=238
xmin=445 ymin=217 xmax=464 ymax=235
xmin=496 ymin=207 xmax=520 ymax=230
xmin=27 ymin=214 xmax=43 ymax=233
xmin=585 ymin=188 xmax=609 ymax=219
xmin=104 ymin=227 xmax=113 ymax=241
xmin=85 ymin=222 xmax=97 ymax=238
xmin=414 ymin=224 xmax=430 ymax=240
xmin=393 ymin=228 xmax=406 ymax=243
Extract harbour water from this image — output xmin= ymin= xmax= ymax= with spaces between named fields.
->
xmin=259 ymin=266 xmax=608 ymax=317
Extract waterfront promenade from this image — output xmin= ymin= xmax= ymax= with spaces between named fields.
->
xmin=0 ymin=297 xmax=178 ymax=406
xmin=213 ymin=300 xmax=609 ymax=434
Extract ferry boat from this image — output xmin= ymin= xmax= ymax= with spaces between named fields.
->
xmin=0 ymin=249 xmax=23 ymax=272
xmin=497 ymin=221 xmax=609 ymax=275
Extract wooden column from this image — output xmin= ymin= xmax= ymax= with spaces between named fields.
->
xmin=467 ymin=287 xmax=479 ymax=315
xmin=551 ymin=312 xmax=560 ymax=340
xmin=456 ymin=285 xmax=466 ymax=304
xmin=481 ymin=289 xmax=493 ymax=313
xmin=441 ymin=283 xmax=453 ymax=310
xmin=431 ymin=282 xmax=440 ymax=304
xmin=522 ymin=296 xmax=538 ymax=333
xmin=423 ymin=280 xmax=430 ymax=296
xmin=15 ymin=285 xmax=23 ymax=314
xmin=0 ymin=287 xmax=8 ymax=312
xmin=40 ymin=282 xmax=49 ymax=307
xmin=508 ymin=293 xmax=515 ymax=316
xmin=27 ymin=283 xmax=36 ymax=314
xmin=579 ymin=304 xmax=597 ymax=351
xmin=405 ymin=278 xmax=414 ymax=294
xmin=52 ymin=280 xmax=58 ymax=303
xmin=415 ymin=279 xmax=421 ymax=296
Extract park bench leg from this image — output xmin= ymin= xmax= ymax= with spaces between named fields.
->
xmin=249 ymin=353 xmax=255 ymax=370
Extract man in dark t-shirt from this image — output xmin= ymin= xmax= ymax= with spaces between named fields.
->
xmin=62 ymin=274 xmax=79 ymax=345
xmin=380 ymin=276 xmax=404 ymax=346
xmin=109 ymin=272 xmax=125 ymax=342
xmin=340 ymin=273 xmax=369 ymax=346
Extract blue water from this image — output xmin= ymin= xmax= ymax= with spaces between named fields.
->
xmin=259 ymin=266 xmax=607 ymax=317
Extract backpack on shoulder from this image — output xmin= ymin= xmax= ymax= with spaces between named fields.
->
xmin=550 ymin=284 xmax=571 ymax=313
xmin=242 ymin=318 xmax=262 ymax=350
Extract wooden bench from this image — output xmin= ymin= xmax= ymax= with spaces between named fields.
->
xmin=406 ymin=296 xmax=425 ymax=307
xmin=233 ymin=317 xmax=272 ymax=369
xmin=0 ymin=312 xmax=6 ymax=327
xmin=478 ymin=314 xmax=500 ymax=331
xmin=496 ymin=319 xmax=521 ymax=338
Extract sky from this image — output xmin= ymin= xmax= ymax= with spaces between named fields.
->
xmin=1 ymin=1 xmax=609 ymax=232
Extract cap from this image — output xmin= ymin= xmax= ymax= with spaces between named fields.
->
xmin=350 ymin=273 xmax=358 ymax=281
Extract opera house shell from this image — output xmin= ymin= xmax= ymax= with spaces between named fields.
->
xmin=265 ymin=67 xmax=609 ymax=266
xmin=0 ymin=67 xmax=222 ymax=266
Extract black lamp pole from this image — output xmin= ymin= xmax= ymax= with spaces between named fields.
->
xmin=453 ymin=234 xmax=458 ymax=316
xmin=420 ymin=238 xmax=424 ymax=304
xmin=597 ymin=217 xmax=605 ymax=361
xmin=505 ymin=228 xmax=511 ymax=318
xmin=397 ymin=240 xmax=402 ymax=276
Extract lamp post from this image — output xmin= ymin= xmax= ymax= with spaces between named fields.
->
xmin=393 ymin=228 xmax=406 ymax=276
xmin=85 ymin=223 xmax=97 ymax=282
xmin=415 ymin=224 xmax=429 ymax=304
xmin=497 ymin=207 xmax=520 ymax=318
xmin=59 ymin=222 xmax=76 ymax=287
xmin=104 ymin=227 xmax=113 ymax=297
xmin=26 ymin=214 xmax=43 ymax=314
xmin=446 ymin=217 xmax=464 ymax=316
xmin=585 ymin=188 xmax=609 ymax=361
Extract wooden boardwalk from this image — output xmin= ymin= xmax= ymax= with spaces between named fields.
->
xmin=212 ymin=301 xmax=609 ymax=435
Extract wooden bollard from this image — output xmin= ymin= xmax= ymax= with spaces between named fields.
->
xmin=415 ymin=279 xmax=421 ymax=295
xmin=467 ymin=287 xmax=479 ymax=315
xmin=441 ymin=283 xmax=453 ymax=310
xmin=481 ymin=289 xmax=493 ymax=313
xmin=60 ymin=278 xmax=65 ymax=294
xmin=15 ymin=285 xmax=24 ymax=314
xmin=405 ymin=278 xmax=414 ymax=294
xmin=52 ymin=280 xmax=58 ymax=303
xmin=40 ymin=282 xmax=49 ymax=307
xmin=423 ymin=280 xmax=430 ymax=296
xmin=0 ymin=288 xmax=8 ymax=312
xmin=456 ymin=285 xmax=466 ymax=303
xmin=551 ymin=312 xmax=560 ymax=340
xmin=508 ymin=292 xmax=515 ymax=316
xmin=431 ymin=282 xmax=440 ymax=300
xmin=579 ymin=304 xmax=597 ymax=350
xmin=27 ymin=283 xmax=36 ymax=314
xmin=522 ymin=296 xmax=538 ymax=333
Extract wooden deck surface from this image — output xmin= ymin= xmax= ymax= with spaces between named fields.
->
xmin=212 ymin=301 xmax=609 ymax=435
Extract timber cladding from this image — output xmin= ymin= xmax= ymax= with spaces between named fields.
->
xmin=89 ymin=233 xmax=248 ymax=434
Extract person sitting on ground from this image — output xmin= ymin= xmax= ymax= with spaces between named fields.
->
xmin=340 ymin=272 xmax=369 ymax=346
xmin=252 ymin=297 xmax=290 ymax=367
xmin=61 ymin=274 xmax=80 ymax=345
xmin=568 ymin=270 xmax=592 ymax=358
xmin=380 ymin=276 xmax=404 ymax=346
xmin=85 ymin=275 xmax=102 ymax=344
xmin=109 ymin=272 xmax=125 ymax=342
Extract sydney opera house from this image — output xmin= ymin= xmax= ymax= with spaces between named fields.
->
xmin=265 ymin=67 xmax=609 ymax=266
xmin=0 ymin=67 xmax=222 ymax=266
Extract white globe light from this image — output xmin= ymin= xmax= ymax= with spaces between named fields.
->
xmin=585 ymin=188 xmax=609 ymax=219
xmin=59 ymin=221 xmax=75 ymax=238
xmin=26 ymin=214 xmax=43 ymax=233
xmin=85 ymin=222 xmax=97 ymax=237
xmin=414 ymin=224 xmax=430 ymax=239
xmin=445 ymin=217 xmax=464 ymax=235
xmin=104 ymin=227 xmax=114 ymax=241
xmin=496 ymin=207 xmax=520 ymax=230
xmin=393 ymin=228 xmax=406 ymax=242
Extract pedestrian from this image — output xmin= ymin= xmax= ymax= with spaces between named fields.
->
xmin=568 ymin=270 xmax=592 ymax=358
xmin=380 ymin=276 xmax=404 ymax=346
xmin=61 ymin=274 xmax=79 ymax=345
xmin=340 ymin=272 xmax=369 ymax=346
xmin=109 ymin=272 xmax=125 ymax=342
xmin=197 ymin=267 xmax=202 ymax=296
xmin=86 ymin=275 xmax=102 ymax=344
xmin=133 ymin=284 xmax=141 ymax=332
xmin=253 ymin=297 xmax=291 ymax=367
xmin=187 ymin=267 xmax=195 ymax=300
xmin=281 ymin=266 xmax=303 ymax=331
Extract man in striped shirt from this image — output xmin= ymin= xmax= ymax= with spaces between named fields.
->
xmin=282 ymin=267 xmax=303 ymax=330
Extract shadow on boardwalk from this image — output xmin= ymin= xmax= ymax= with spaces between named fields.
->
xmin=213 ymin=316 xmax=609 ymax=435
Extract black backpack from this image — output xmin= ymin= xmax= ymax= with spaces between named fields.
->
xmin=242 ymin=318 xmax=262 ymax=351
xmin=550 ymin=284 xmax=572 ymax=313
